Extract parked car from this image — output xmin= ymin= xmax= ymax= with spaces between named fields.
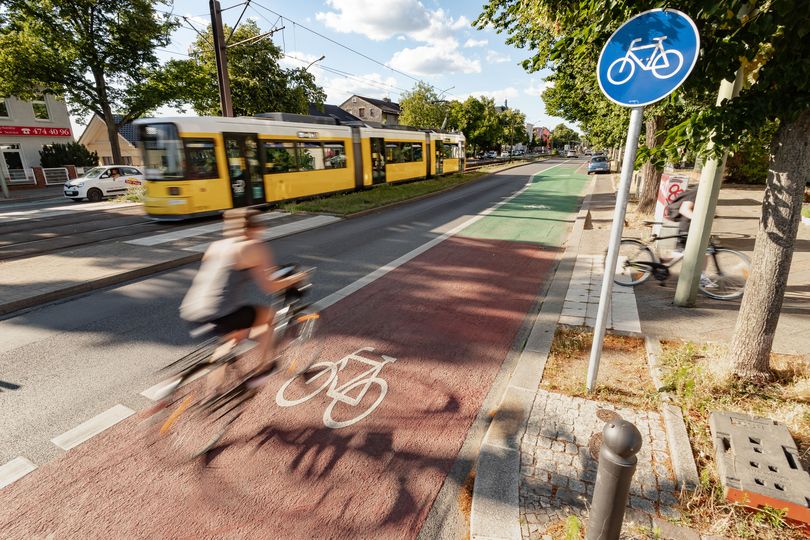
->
xmin=566 ymin=150 xmax=578 ymax=158
xmin=500 ymin=151 xmax=510 ymax=157
xmin=64 ymin=165 xmax=145 ymax=202
xmin=485 ymin=150 xmax=498 ymax=159
xmin=587 ymin=155 xmax=611 ymax=174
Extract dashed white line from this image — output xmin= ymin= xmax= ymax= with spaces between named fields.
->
xmin=126 ymin=211 xmax=286 ymax=246
xmin=185 ymin=214 xmax=342 ymax=252
xmin=50 ymin=404 xmax=135 ymax=451
xmin=140 ymin=367 xmax=210 ymax=401
xmin=0 ymin=457 xmax=37 ymax=489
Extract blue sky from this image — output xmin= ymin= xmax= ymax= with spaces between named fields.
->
xmin=73 ymin=0 xmax=568 ymax=136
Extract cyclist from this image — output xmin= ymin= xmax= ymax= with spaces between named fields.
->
xmin=179 ymin=208 xmax=304 ymax=390
xmin=665 ymin=186 xmax=697 ymax=257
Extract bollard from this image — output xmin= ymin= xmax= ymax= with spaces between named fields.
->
xmin=586 ymin=418 xmax=643 ymax=540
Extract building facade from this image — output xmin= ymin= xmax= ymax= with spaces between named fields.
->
xmin=77 ymin=114 xmax=142 ymax=166
xmin=338 ymin=96 xmax=401 ymax=126
xmin=0 ymin=95 xmax=74 ymax=188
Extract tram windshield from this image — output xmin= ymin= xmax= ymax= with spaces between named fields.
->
xmin=139 ymin=123 xmax=185 ymax=180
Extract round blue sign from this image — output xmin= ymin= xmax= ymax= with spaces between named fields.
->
xmin=597 ymin=9 xmax=699 ymax=107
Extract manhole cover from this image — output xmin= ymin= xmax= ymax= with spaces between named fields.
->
xmin=596 ymin=408 xmax=621 ymax=422
xmin=588 ymin=433 xmax=603 ymax=461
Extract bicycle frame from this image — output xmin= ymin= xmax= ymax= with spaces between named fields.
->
xmin=624 ymin=37 xmax=670 ymax=71
xmin=325 ymin=348 xmax=395 ymax=406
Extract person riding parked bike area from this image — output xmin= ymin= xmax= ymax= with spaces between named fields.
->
xmin=179 ymin=208 xmax=305 ymax=390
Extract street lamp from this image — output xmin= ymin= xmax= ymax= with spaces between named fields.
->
xmin=305 ymin=55 xmax=325 ymax=72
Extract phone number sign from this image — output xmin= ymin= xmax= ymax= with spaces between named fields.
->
xmin=0 ymin=126 xmax=73 ymax=137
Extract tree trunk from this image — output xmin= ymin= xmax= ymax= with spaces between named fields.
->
xmin=637 ymin=115 xmax=665 ymax=214
xmin=91 ymin=67 xmax=123 ymax=164
xmin=728 ymin=109 xmax=810 ymax=381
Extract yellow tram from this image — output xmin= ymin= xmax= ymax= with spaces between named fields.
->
xmin=134 ymin=114 xmax=466 ymax=220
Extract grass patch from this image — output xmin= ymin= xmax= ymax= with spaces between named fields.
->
xmin=112 ymin=186 xmax=145 ymax=203
xmin=541 ymin=326 xmax=658 ymax=411
xmin=659 ymin=341 xmax=810 ymax=539
xmin=801 ymin=204 xmax=810 ymax=219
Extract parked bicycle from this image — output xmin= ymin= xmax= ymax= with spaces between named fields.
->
xmin=144 ymin=264 xmax=321 ymax=460
xmin=612 ymin=223 xmax=750 ymax=300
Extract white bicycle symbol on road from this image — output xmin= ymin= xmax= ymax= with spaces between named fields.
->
xmin=276 ymin=347 xmax=396 ymax=429
xmin=607 ymin=36 xmax=684 ymax=85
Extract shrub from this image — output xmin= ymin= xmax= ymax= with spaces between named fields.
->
xmin=39 ymin=142 xmax=98 ymax=168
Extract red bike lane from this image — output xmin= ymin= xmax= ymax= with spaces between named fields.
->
xmin=0 ymin=166 xmax=588 ymax=538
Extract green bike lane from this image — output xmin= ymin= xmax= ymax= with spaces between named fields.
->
xmin=0 ymin=162 xmax=590 ymax=539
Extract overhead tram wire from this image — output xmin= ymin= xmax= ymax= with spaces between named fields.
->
xmin=248 ymin=0 xmax=462 ymax=100
xmin=282 ymin=54 xmax=407 ymax=96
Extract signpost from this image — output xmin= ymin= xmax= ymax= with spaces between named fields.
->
xmin=586 ymin=9 xmax=699 ymax=392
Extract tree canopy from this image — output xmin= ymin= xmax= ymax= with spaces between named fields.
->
xmin=167 ymin=20 xmax=324 ymax=117
xmin=399 ymin=82 xmax=449 ymax=130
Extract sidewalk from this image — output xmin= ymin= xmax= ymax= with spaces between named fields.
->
xmin=471 ymin=174 xmax=809 ymax=539
xmin=0 ymin=186 xmax=65 ymax=204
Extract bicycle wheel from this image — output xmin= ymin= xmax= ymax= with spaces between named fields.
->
xmin=700 ymin=248 xmax=750 ymax=300
xmin=276 ymin=362 xmax=335 ymax=407
xmin=607 ymin=57 xmax=635 ymax=85
xmin=276 ymin=310 xmax=322 ymax=376
xmin=323 ymin=378 xmax=388 ymax=429
xmin=612 ymin=239 xmax=657 ymax=286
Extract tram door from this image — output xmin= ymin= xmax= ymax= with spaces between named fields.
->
xmin=370 ymin=137 xmax=386 ymax=184
xmin=435 ymin=141 xmax=445 ymax=175
xmin=224 ymin=133 xmax=266 ymax=207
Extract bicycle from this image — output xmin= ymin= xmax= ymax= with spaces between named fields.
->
xmin=607 ymin=36 xmax=684 ymax=85
xmin=276 ymin=347 xmax=395 ymax=429
xmin=612 ymin=223 xmax=751 ymax=300
xmin=144 ymin=264 xmax=322 ymax=460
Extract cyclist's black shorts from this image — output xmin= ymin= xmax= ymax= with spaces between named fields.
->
xmin=207 ymin=306 xmax=257 ymax=334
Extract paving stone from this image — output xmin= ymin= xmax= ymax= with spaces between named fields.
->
xmin=629 ymin=495 xmax=656 ymax=514
xmin=652 ymin=518 xmax=700 ymax=540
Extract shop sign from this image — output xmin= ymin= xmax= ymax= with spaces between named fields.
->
xmin=0 ymin=126 xmax=73 ymax=137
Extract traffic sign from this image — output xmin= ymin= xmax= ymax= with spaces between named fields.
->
xmin=597 ymin=9 xmax=699 ymax=107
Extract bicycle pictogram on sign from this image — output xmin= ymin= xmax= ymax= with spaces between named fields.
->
xmin=276 ymin=347 xmax=395 ymax=429
xmin=606 ymin=36 xmax=684 ymax=85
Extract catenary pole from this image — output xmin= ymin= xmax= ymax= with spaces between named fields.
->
xmin=586 ymin=106 xmax=644 ymax=392
xmin=210 ymin=0 xmax=234 ymax=117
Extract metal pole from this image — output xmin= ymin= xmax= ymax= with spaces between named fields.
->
xmin=586 ymin=106 xmax=644 ymax=392
xmin=673 ymin=70 xmax=744 ymax=306
xmin=210 ymin=0 xmax=234 ymax=117
xmin=586 ymin=419 xmax=643 ymax=540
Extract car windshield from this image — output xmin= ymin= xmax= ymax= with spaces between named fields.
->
xmin=82 ymin=167 xmax=106 ymax=178
xmin=592 ymin=156 xmax=607 ymax=163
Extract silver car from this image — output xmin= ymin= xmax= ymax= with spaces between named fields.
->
xmin=587 ymin=155 xmax=610 ymax=174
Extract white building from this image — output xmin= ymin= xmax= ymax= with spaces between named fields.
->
xmin=0 ymin=94 xmax=75 ymax=188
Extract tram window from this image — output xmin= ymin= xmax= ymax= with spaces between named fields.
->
xmin=324 ymin=142 xmax=346 ymax=169
xmin=184 ymin=139 xmax=218 ymax=179
xmin=411 ymin=143 xmax=423 ymax=162
xmin=139 ymin=123 xmax=184 ymax=180
xmin=442 ymin=144 xmax=454 ymax=159
xmin=385 ymin=142 xmax=405 ymax=163
xmin=298 ymin=142 xmax=325 ymax=171
xmin=263 ymin=141 xmax=297 ymax=173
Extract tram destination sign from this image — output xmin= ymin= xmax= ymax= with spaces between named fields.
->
xmin=597 ymin=9 xmax=699 ymax=107
xmin=0 ymin=126 xmax=73 ymax=137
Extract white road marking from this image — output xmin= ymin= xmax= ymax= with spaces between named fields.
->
xmin=50 ymin=404 xmax=134 ymax=451
xmin=0 ymin=457 xmax=37 ymax=489
xmin=313 ymin=162 xmax=564 ymax=311
xmin=0 ymin=201 xmax=139 ymax=222
xmin=185 ymin=214 xmax=342 ymax=252
xmin=140 ymin=367 xmax=210 ymax=401
xmin=126 ymin=211 xmax=286 ymax=246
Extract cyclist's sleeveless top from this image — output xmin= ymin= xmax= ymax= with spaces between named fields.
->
xmin=180 ymin=238 xmax=252 ymax=322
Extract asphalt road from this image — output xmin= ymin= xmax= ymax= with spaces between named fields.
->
xmin=0 ymin=158 xmax=577 ymax=537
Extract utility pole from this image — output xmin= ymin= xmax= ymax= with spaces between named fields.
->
xmin=210 ymin=0 xmax=234 ymax=117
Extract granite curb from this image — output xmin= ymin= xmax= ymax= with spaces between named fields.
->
xmin=470 ymin=177 xmax=595 ymax=540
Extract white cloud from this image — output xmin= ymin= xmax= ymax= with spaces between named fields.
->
xmin=315 ymin=0 xmax=431 ymax=41
xmin=321 ymin=72 xmax=400 ymax=104
xmin=390 ymin=46 xmax=481 ymax=76
xmin=460 ymin=87 xmax=520 ymax=104
xmin=524 ymin=78 xmax=550 ymax=97
xmin=278 ymin=51 xmax=322 ymax=71
xmin=485 ymin=50 xmax=512 ymax=64
xmin=464 ymin=38 xmax=488 ymax=48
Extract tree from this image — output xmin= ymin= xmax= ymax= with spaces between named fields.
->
xmin=477 ymin=0 xmax=810 ymax=381
xmin=399 ymin=82 xmax=448 ymax=129
xmin=551 ymin=123 xmax=579 ymax=150
xmin=500 ymin=108 xmax=528 ymax=148
xmin=39 ymin=142 xmax=98 ymax=168
xmin=0 ymin=0 xmax=183 ymax=164
xmin=170 ymin=20 xmax=324 ymax=116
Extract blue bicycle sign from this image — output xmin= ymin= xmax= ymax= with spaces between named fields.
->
xmin=598 ymin=9 xmax=699 ymax=107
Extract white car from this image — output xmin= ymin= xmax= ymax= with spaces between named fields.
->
xmin=566 ymin=150 xmax=578 ymax=158
xmin=64 ymin=165 xmax=145 ymax=202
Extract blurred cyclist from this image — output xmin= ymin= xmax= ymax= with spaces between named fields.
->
xmin=180 ymin=208 xmax=304 ymax=390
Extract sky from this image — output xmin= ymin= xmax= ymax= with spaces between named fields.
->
xmin=71 ymin=0 xmax=568 ymax=137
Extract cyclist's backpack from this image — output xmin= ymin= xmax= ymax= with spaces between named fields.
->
xmin=664 ymin=188 xmax=695 ymax=221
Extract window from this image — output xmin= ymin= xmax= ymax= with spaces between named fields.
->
xmin=410 ymin=143 xmax=423 ymax=162
xmin=385 ymin=142 xmax=401 ymax=163
xmin=384 ymin=142 xmax=423 ymax=164
xmin=184 ymin=139 xmax=218 ymax=179
xmin=138 ymin=123 xmax=185 ymax=180
xmin=122 ymin=167 xmax=141 ymax=175
xmin=263 ymin=141 xmax=297 ymax=173
xmin=0 ymin=99 xmax=8 ymax=118
xmin=298 ymin=142 xmax=325 ymax=171
xmin=32 ymin=97 xmax=49 ymax=120
xmin=102 ymin=156 xmax=114 ymax=165
xmin=358 ymin=107 xmax=366 ymax=118
xmin=324 ymin=142 xmax=347 ymax=169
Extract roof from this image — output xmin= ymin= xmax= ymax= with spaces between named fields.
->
xmin=307 ymin=103 xmax=364 ymax=124
xmin=112 ymin=114 xmax=139 ymax=144
xmin=352 ymin=96 xmax=401 ymax=115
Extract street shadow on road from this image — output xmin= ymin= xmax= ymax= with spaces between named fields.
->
xmin=0 ymin=380 xmax=21 ymax=391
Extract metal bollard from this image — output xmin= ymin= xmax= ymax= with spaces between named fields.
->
xmin=586 ymin=418 xmax=643 ymax=540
